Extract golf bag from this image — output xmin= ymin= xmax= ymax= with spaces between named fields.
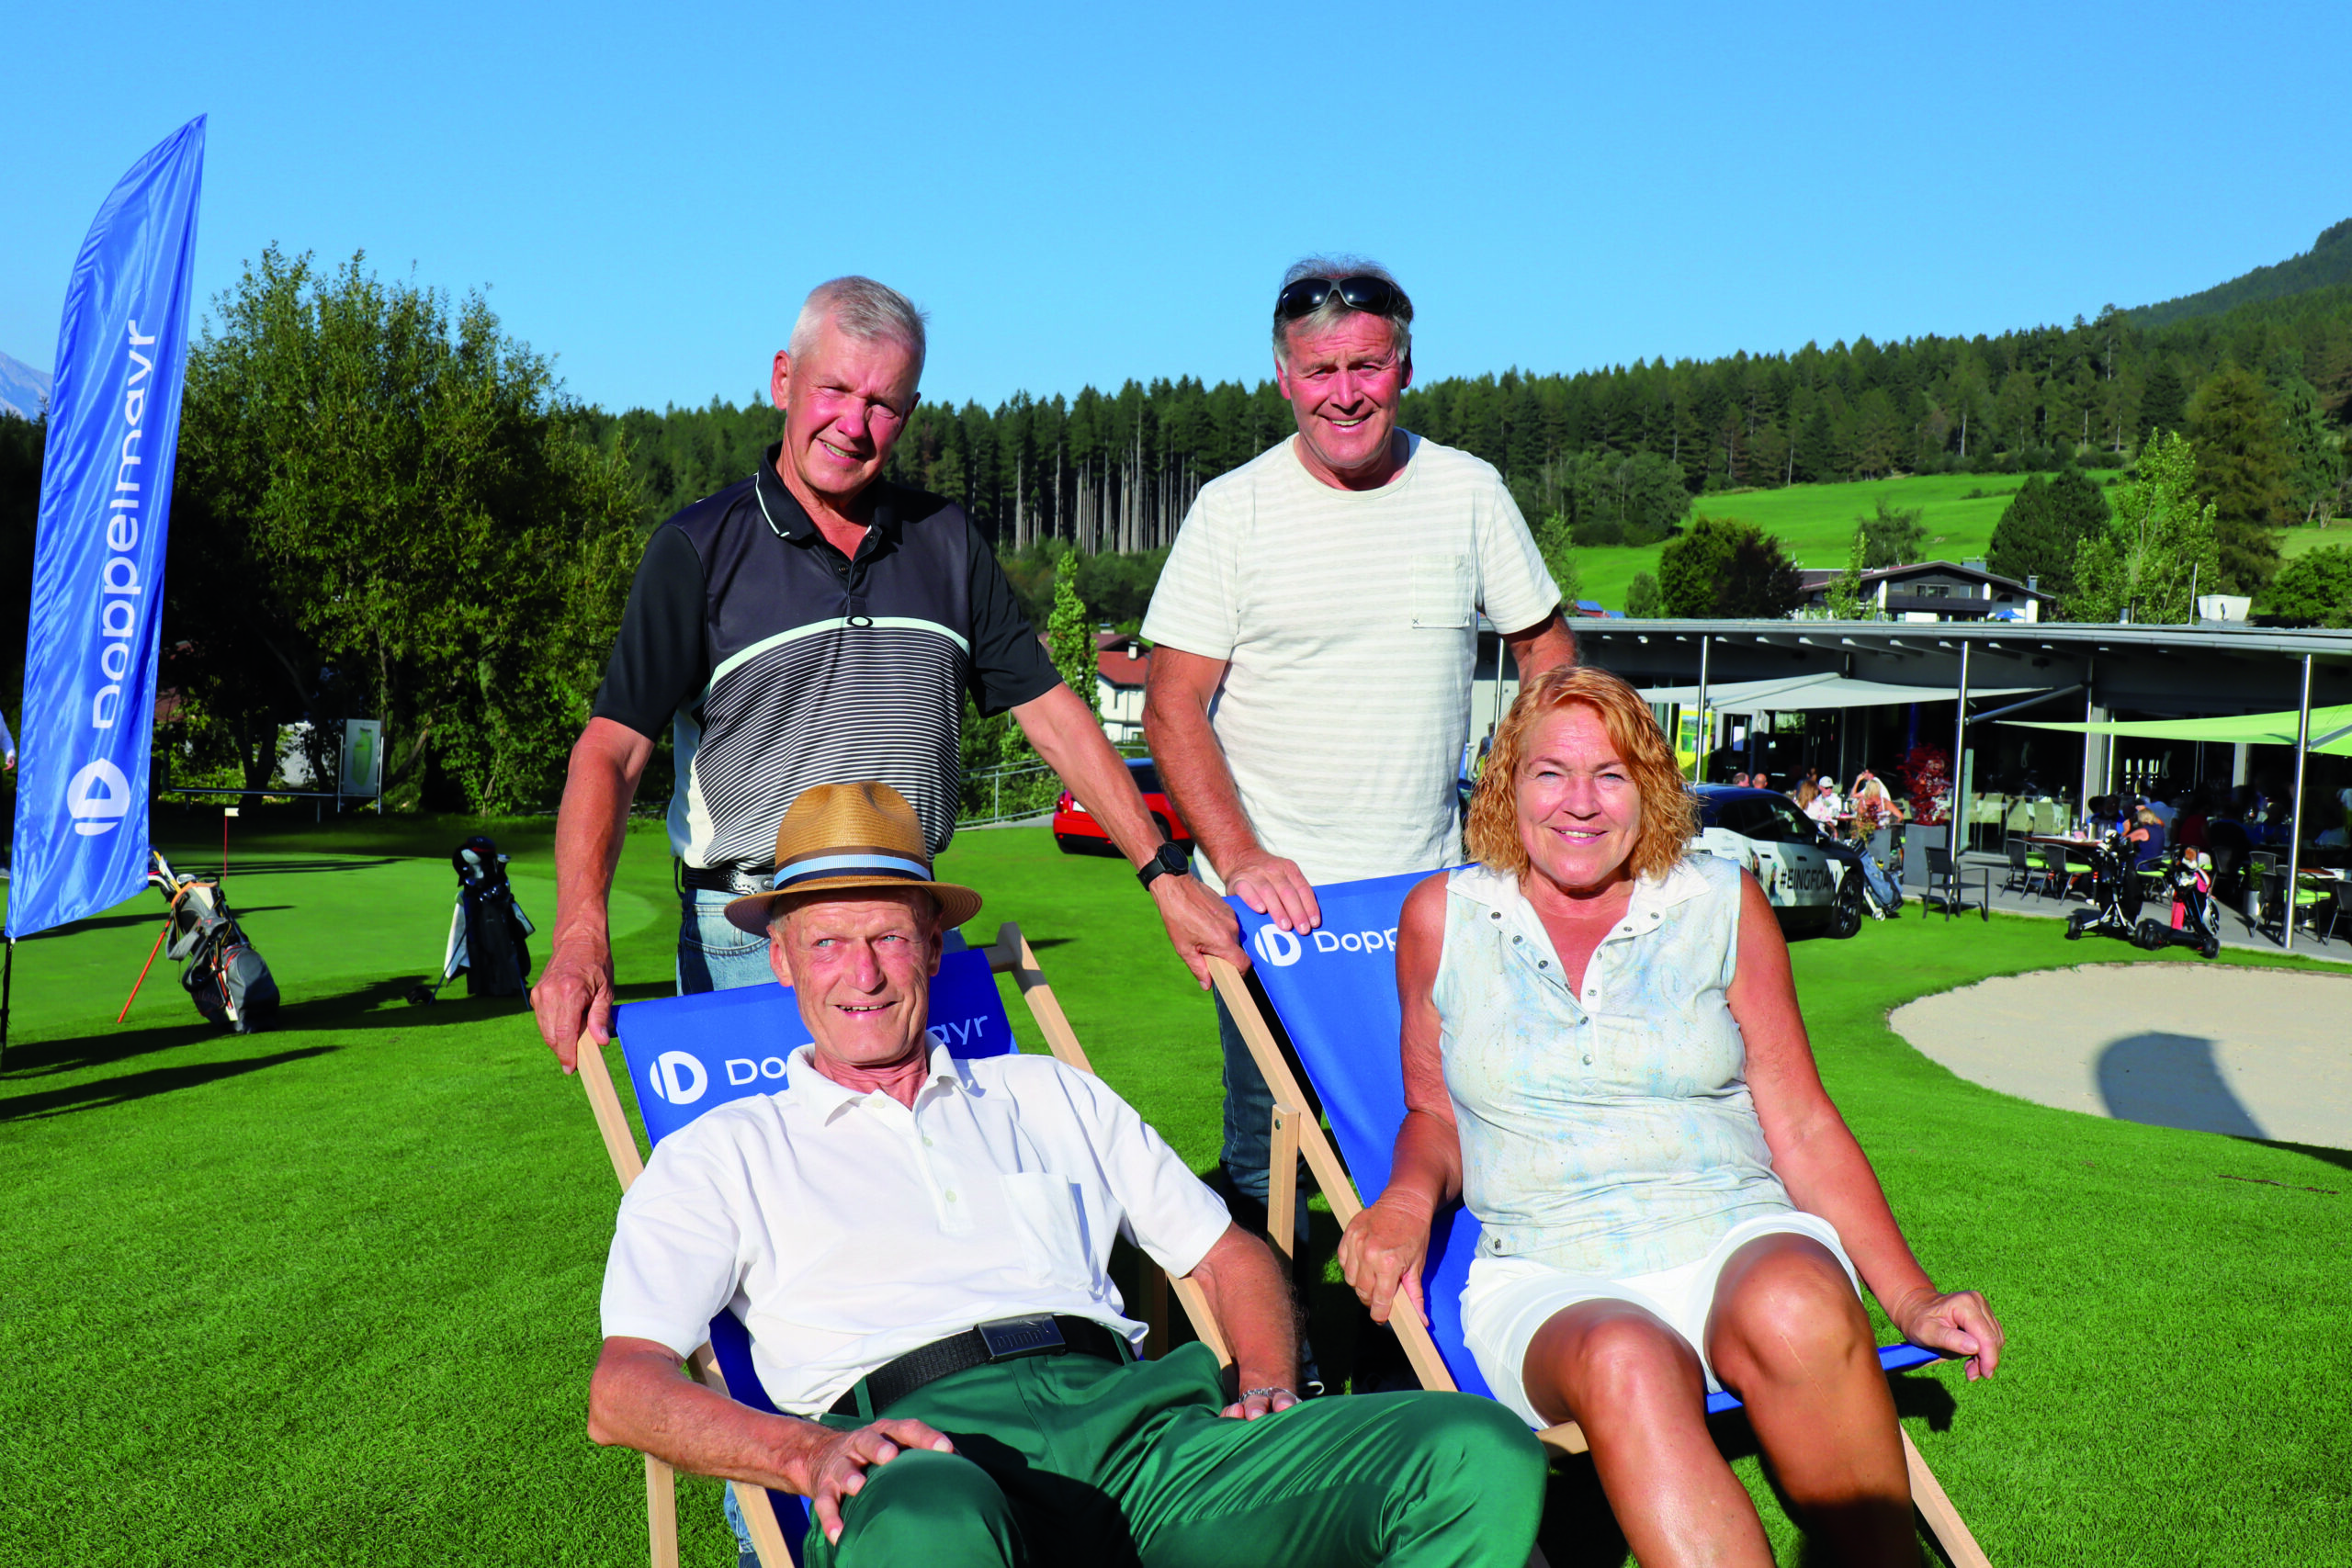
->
xmin=1823 ymin=839 xmax=1904 ymax=919
xmin=410 ymin=836 xmax=535 ymax=1003
xmin=150 ymin=852 xmax=280 ymax=1032
xmin=2064 ymin=830 xmax=2143 ymax=945
xmin=2134 ymin=846 xmax=2222 ymax=959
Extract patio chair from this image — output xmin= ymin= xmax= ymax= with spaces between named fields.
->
xmin=1998 ymin=839 xmax=2037 ymax=897
xmin=2256 ymin=870 xmax=2333 ymax=947
xmin=1208 ymin=874 xmax=1992 ymax=1568
xmin=575 ymin=922 xmax=1228 ymax=1568
xmin=1923 ymin=846 xmax=1991 ymax=922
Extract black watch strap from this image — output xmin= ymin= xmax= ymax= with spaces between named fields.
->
xmin=1136 ymin=840 xmax=1190 ymax=890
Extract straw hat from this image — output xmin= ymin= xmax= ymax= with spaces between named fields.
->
xmin=722 ymin=782 xmax=982 ymax=935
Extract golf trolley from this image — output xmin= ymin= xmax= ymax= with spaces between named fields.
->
xmin=2133 ymin=845 xmax=2223 ymax=960
xmin=2062 ymin=830 xmax=2143 ymax=945
xmin=2063 ymin=835 xmax=2222 ymax=959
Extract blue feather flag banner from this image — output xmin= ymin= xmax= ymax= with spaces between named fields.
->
xmin=8 ymin=117 xmax=207 ymax=938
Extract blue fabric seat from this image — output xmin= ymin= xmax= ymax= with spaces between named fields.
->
xmin=1211 ymin=872 xmax=1985 ymax=1562
xmin=579 ymin=927 xmax=1226 ymax=1568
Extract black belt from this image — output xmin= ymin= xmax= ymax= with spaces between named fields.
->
xmin=830 ymin=1314 xmax=1127 ymax=1417
xmin=681 ymin=865 xmax=769 ymax=897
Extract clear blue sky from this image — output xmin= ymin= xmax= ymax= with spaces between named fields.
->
xmin=5 ymin=1 xmax=2345 ymax=416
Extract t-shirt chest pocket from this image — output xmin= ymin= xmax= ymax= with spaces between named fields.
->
xmin=1408 ymin=553 xmax=1472 ymax=629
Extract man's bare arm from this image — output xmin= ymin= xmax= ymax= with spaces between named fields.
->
xmin=1013 ymin=681 xmax=1243 ymax=988
xmin=1500 ymin=608 xmax=1577 ymax=682
xmin=1182 ymin=1223 xmax=1301 ymax=1417
xmin=532 ymin=717 xmax=653 ymax=1070
xmin=1143 ymin=647 xmax=1320 ymax=934
xmin=589 ymin=1337 xmax=955 ymax=1547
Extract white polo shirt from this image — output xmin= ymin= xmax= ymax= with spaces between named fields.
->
xmin=599 ymin=1043 xmax=1232 ymax=1417
xmin=1142 ymin=433 xmax=1559 ymax=891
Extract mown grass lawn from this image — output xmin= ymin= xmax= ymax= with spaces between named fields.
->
xmin=2 ymin=818 xmax=2346 ymax=1565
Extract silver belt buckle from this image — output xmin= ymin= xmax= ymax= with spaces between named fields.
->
xmin=977 ymin=1314 xmax=1066 ymax=1361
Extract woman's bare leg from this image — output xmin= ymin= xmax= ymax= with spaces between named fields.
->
xmin=1705 ymin=1235 xmax=1916 ymax=1565
xmin=1521 ymin=1300 xmax=1773 ymax=1568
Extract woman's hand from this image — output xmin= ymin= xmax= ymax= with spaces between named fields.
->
xmin=1891 ymin=1286 xmax=2006 ymax=1382
xmin=1338 ymin=1196 xmax=1434 ymax=1326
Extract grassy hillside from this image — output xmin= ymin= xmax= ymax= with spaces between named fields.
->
xmin=2278 ymin=525 xmax=2350 ymax=563
xmin=1571 ymin=471 xmax=2075 ymax=611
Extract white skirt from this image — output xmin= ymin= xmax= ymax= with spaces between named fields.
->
xmin=1460 ymin=1210 xmax=1860 ymax=1427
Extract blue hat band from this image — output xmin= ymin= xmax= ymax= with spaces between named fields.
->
xmin=770 ymin=852 xmax=932 ymax=892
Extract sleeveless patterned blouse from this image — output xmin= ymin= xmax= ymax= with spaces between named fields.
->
xmin=1434 ymin=852 xmax=1792 ymax=1277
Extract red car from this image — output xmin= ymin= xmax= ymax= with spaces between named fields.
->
xmin=1054 ymin=757 xmax=1195 ymax=855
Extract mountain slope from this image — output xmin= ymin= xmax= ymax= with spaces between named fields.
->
xmin=2128 ymin=219 xmax=2352 ymax=327
xmin=0 ymin=350 xmax=51 ymax=420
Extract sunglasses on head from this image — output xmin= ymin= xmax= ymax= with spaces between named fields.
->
xmin=1273 ymin=274 xmax=1412 ymax=322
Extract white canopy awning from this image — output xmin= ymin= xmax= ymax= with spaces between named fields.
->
xmin=1636 ymin=672 xmax=2042 ymax=715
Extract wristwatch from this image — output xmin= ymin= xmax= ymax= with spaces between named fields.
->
xmin=1136 ymin=840 xmax=1190 ymax=891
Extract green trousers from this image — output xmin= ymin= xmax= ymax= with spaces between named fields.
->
xmin=800 ymin=1342 xmax=1544 ymax=1568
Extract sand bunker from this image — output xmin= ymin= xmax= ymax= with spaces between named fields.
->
xmin=1889 ymin=965 xmax=2352 ymax=1150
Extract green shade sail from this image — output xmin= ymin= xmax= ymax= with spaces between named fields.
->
xmin=2004 ymin=702 xmax=2352 ymax=756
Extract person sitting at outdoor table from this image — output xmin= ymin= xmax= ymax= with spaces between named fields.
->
xmin=1732 ymin=772 xmax=1751 ymax=788
xmin=1793 ymin=776 xmax=1819 ymax=818
xmin=1804 ymin=774 xmax=1842 ymax=829
xmin=2131 ymin=804 xmax=2166 ymax=869
xmin=1336 ymin=667 xmax=2002 ymax=1568
xmin=590 ymin=782 xmax=1548 ymax=1568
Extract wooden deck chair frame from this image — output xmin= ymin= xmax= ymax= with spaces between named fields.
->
xmin=1208 ymin=957 xmax=1994 ymax=1568
xmin=575 ymin=921 xmax=1231 ymax=1568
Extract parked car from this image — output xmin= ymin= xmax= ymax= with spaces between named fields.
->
xmin=1054 ymin=757 xmax=1194 ymax=855
xmin=1690 ymin=784 xmax=1866 ymax=939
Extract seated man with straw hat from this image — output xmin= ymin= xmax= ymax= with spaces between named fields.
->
xmin=589 ymin=782 xmax=1545 ymax=1567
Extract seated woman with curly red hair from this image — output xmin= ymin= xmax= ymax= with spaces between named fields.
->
xmin=1339 ymin=666 xmax=2003 ymax=1567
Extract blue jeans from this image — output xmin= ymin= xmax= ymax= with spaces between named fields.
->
xmin=678 ymin=889 xmax=778 ymax=996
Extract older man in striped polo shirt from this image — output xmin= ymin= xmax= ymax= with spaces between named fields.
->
xmin=1143 ymin=256 xmax=1578 ymax=1249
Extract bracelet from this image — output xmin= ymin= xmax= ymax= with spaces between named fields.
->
xmin=1240 ymin=1386 xmax=1295 ymax=1403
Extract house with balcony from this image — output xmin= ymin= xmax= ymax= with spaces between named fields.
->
xmin=1793 ymin=559 xmax=2056 ymax=623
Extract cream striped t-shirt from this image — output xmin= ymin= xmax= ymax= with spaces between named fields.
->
xmin=1142 ymin=434 xmax=1559 ymax=892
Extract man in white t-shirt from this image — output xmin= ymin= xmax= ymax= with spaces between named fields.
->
xmin=589 ymin=783 xmax=1545 ymax=1565
xmin=1142 ymin=257 xmax=1577 ymax=1232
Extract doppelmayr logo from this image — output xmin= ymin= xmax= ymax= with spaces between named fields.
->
xmin=64 ymin=321 xmax=162 ymax=840
xmin=1252 ymin=923 xmax=1400 ymax=967
xmin=644 ymin=1014 xmax=999 ymax=1105
xmin=649 ymin=1050 xmax=792 ymax=1105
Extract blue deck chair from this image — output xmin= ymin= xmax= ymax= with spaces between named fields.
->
xmin=577 ymin=921 xmax=1230 ymax=1568
xmin=1209 ymin=874 xmax=1992 ymax=1568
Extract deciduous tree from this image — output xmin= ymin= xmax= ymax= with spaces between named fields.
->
xmin=1857 ymin=495 xmax=1926 ymax=568
xmin=2256 ymin=546 xmax=2352 ymax=627
xmin=1659 ymin=516 xmax=1799 ymax=618
xmin=2066 ymin=433 xmax=2218 ymax=624
xmin=173 ymin=245 xmax=641 ymax=812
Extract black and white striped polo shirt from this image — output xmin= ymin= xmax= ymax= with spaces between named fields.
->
xmin=592 ymin=446 xmax=1060 ymax=879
